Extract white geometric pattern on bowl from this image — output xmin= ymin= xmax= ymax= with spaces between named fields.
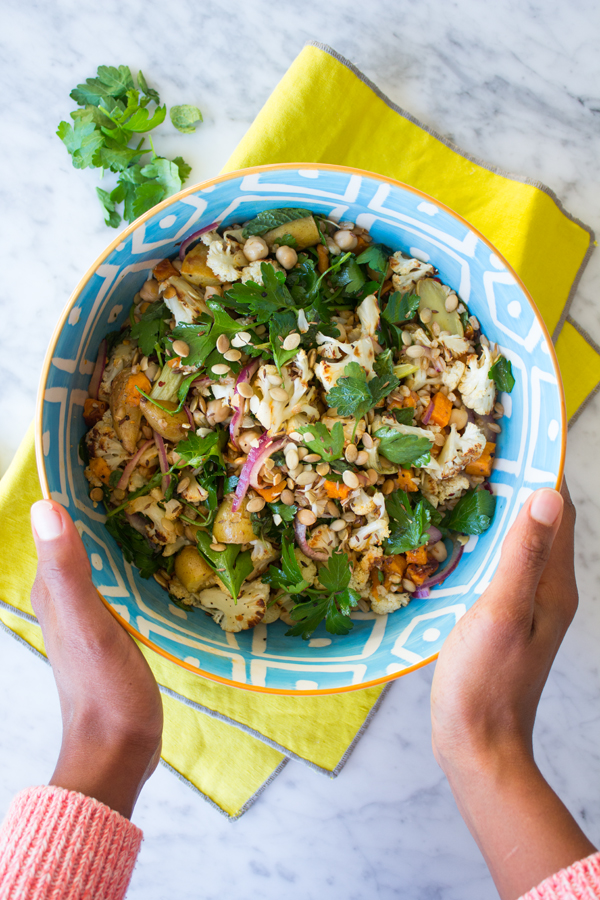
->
xmin=36 ymin=164 xmax=565 ymax=694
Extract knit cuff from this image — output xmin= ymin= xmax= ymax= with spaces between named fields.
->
xmin=519 ymin=850 xmax=600 ymax=900
xmin=0 ymin=785 xmax=142 ymax=900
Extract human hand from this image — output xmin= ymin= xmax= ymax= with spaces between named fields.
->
xmin=431 ymin=484 xmax=596 ymax=898
xmin=30 ymin=500 xmax=163 ymax=819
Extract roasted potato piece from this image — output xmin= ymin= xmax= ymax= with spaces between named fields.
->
xmin=140 ymin=398 xmax=190 ymax=443
xmin=213 ymin=494 xmax=257 ymax=545
xmin=263 ymin=215 xmax=321 ymax=251
xmin=110 ymin=368 xmax=151 ymax=454
xmin=180 ymin=244 xmax=221 ymax=287
xmin=83 ymin=397 xmax=108 ymax=428
xmin=174 ymin=546 xmax=215 ymax=593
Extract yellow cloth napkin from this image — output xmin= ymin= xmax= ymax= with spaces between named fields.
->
xmin=2 ymin=42 xmax=599 ymax=820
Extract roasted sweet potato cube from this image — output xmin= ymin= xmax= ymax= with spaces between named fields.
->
xmin=406 ymin=561 xmax=439 ymax=586
xmin=405 ymin=546 xmax=428 ymax=566
xmin=397 ymin=468 xmax=419 ymax=492
xmin=429 ymin=392 xmax=453 ymax=428
xmin=83 ymin=398 xmax=108 ymax=428
xmin=465 ymin=441 xmax=496 ymax=477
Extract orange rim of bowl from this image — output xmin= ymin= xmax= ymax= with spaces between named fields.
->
xmin=35 ymin=162 xmax=567 ymax=696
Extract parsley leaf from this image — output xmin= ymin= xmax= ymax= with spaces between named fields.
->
xmin=104 ymin=511 xmax=163 ymax=579
xmin=392 ymin=407 xmax=415 ymax=425
xmin=224 ymin=263 xmax=295 ymax=323
xmin=96 ymin=188 xmax=121 ymax=228
xmin=70 ymin=65 xmax=135 ymax=107
xmin=328 ymin=256 xmax=366 ymax=296
xmin=489 ymin=356 xmax=515 ymax=393
xmin=286 ymin=551 xmax=359 ymax=640
xmin=273 ymin=233 xmax=298 ymax=248
xmin=375 ymin=427 xmax=432 ymax=467
xmin=242 ymin=208 xmax=311 ymax=238
xmin=171 ymin=300 xmax=242 ymax=368
xmin=195 ymin=533 xmax=253 ymax=601
xmin=56 ymin=119 xmax=105 ymax=169
xmin=170 ymin=104 xmax=203 ymax=133
xmin=264 ymin=537 xmax=310 ymax=595
xmin=382 ymin=292 xmax=420 ymax=324
xmin=175 ymin=430 xmax=226 ymax=469
xmin=130 ymin=301 xmax=171 ymax=356
xmin=297 ymin=422 xmax=345 ymax=461
xmin=327 ymin=360 xmax=400 ymax=424
xmin=137 ymin=70 xmax=160 ymax=104
xmin=356 ymin=243 xmax=390 ymax=276
xmin=269 ymin=310 xmax=299 ymax=372
xmin=384 ymin=492 xmax=431 ymax=554
xmin=442 ymin=489 xmax=496 ymax=535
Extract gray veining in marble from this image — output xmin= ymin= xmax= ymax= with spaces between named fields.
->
xmin=1 ymin=1 xmax=600 ymax=897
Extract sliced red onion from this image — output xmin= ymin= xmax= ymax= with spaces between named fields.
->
xmin=427 ymin=525 xmax=442 ymax=544
xmin=418 ymin=542 xmax=465 ymax=592
xmin=178 ymin=221 xmax=219 ymax=260
xmin=190 ymin=375 xmax=211 ymax=389
xmin=230 ymin=360 xmax=260 ymax=448
xmin=414 ymin=587 xmax=430 ymax=599
xmin=421 ymin=400 xmax=434 ymax=425
xmin=232 ymin=432 xmax=287 ymax=511
xmin=89 ymin=338 xmax=107 ymax=400
xmin=482 ymin=481 xmax=493 ymax=495
xmin=117 ymin=439 xmax=153 ymax=491
xmin=184 ymin=405 xmax=194 ymax=428
xmin=125 ymin=512 xmax=151 ymax=536
xmin=294 ymin=516 xmax=328 ymax=562
xmin=154 ymin=432 xmax=171 ymax=494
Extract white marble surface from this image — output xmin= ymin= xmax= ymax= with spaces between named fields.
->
xmin=1 ymin=1 xmax=600 ymax=897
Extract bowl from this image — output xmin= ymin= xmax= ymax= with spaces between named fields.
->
xmin=36 ymin=163 xmax=566 ymax=694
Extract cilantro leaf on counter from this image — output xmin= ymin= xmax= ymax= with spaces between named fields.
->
xmin=170 ymin=104 xmax=203 ymax=133
xmin=384 ymin=491 xmax=431 ymax=554
xmin=489 ymin=356 xmax=515 ymax=393
xmin=297 ymin=422 xmax=345 ymax=462
xmin=196 ymin=533 xmax=253 ymax=602
xmin=56 ymin=119 xmax=105 ymax=169
xmin=375 ymin=427 xmax=431 ymax=467
xmin=137 ymin=70 xmax=160 ymax=104
xmin=442 ymin=489 xmax=496 ymax=535
xmin=130 ymin=301 xmax=171 ymax=356
xmin=383 ymin=291 xmax=420 ymax=324
xmin=242 ymin=208 xmax=311 ymax=238
xmin=286 ymin=551 xmax=358 ymax=640
xmin=96 ymin=188 xmax=121 ymax=228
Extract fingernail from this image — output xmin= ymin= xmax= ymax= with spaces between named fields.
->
xmin=530 ymin=489 xmax=563 ymax=527
xmin=31 ymin=501 xmax=64 ymax=541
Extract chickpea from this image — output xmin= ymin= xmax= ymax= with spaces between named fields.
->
xmin=206 ymin=398 xmax=230 ymax=425
xmin=429 ymin=540 xmax=448 ymax=563
xmin=334 ymin=229 xmax=358 ymax=251
xmin=237 ymin=430 xmax=262 ymax=454
xmin=139 ymin=279 xmax=159 ymax=302
xmin=204 ymin=285 xmax=222 ymax=299
xmin=449 ymin=408 xmax=469 ymax=430
xmin=243 ymin=236 xmax=269 ymax=261
xmin=275 ymin=245 xmax=298 ymax=269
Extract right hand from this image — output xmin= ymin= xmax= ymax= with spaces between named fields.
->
xmin=30 ymin=500 xmax=163 ymax=819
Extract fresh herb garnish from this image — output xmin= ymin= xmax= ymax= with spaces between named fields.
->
xmin=327 ymin=360 xmax=399 ymax=424
xmin=392 ymin=407 xmax=415 ymax=425
xmin=285 ymin=551 xmax=359 ymax=640
xmin=242 ymin=208 xmax=311 ymax=238
xmin=489 ymin=356 xmax=515 ymax=393
xmin=104 ymin=512 xmax=163 ymax=579
xmin=175 ymin=430 xmax=226 ymax=469
xmin=297 ymin=422 xmax=345 ymax=462
xmin=384 ymin=491 xmax=431 ymax=554
xmin=264 ymin=537 xmax=310 ymax=595
xmin=130 ymin=301 xmax=171 ymax=356
xmin=375 ymin=427 xmax=431 ymax=467
xmin=170 ymin=105 xmax=203 ymax=133
xmin=356 ymin=243 xmax=390 ymax=277
xmin=442 ymin=489 xmax=496 ymax=535
xmin=382 ymin=292 xmax=420 ymax=324
xmin=171 ymin=300 xmax=243 ymax=368
xmin=328 ymin=256 xmax=367 ymax=296
xmin=195 ymin=532 xmax=253 ymax=601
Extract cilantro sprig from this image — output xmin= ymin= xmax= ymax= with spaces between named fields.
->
xmin=57 ymin=65 xmax=201 ymax=227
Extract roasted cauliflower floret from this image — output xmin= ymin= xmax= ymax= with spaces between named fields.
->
xmin=356 ymin=293 xmax=380 ymax=337
xmin=348 ymin=493 xmax=389 ymax=551
xmin=85 ymin=411 xmax=129 ymax=470
xmin=294 ymin=548 xmax=318 ymax=586
xmin=458 ymin=345 xmax=496 ymax=415
xmin=207 ymin=240 xmax=247 ymax=283
xmin=249 ymin=539 xmax=279 ymax=579
xmin=370 ymin=587 xmax=411 ymax=615
xmin=390 ymin=252 xmax=434 ymax=292
xmin=160 ymin=275 xmax=208 ymax=324
xmin=438 ymin=332 xmax=473 ymax=357
xmin=349 ymin=547 xmax=383 ymax=593
xmin=442 ymin=360 xmax=466 ymax=391
xmin=314 ymin=336 xmax=376 ymax=392
xmin=421 ymin=473 xmax=470 ymax=508
xmin=435 ymin=423 xmax=487 ymax=480
xmin=350 ymin=489 xmax=378 ymax=517
xmin=99 ymin=341 xmax=136 ymax=401
xmin=126 ymin=495 xmax=183 ymax=546
xmin=307 ymin=525 xmax=339 ymax=558
xmin=198 ymin=581 xmax=269 ymax=633
xmin=241 ymin=259 xmax=284 ymax=285
xmin=249 ymin=355 xmax=319 ymax=433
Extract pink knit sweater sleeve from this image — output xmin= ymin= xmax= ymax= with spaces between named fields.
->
xmin=518 ymin=851 xmax=600 ymax=900
xmin=0 ymin=785 xmax=142 ymax=900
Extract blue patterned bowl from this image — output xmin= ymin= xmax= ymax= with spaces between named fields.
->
xmin=36 ymin=164 xmax=565 ymax=694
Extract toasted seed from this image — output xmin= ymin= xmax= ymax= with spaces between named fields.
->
xmin=401 ymin=330 xmax=412 ymax=346
xmin=382 ymin=478 xmax=396 ymax=495
xmin=270 ymin=387 xmax=289 ymax=402
xmin=297 ymin=447 xmax=308 ymax=459
xmin=264 ymin=458 xmax=275 ymax=470
xmin=140 ymin=356 xmax=149 ymax=371
xmin=302 ymin=433 xmax=315 ymax=443
xmin=154 ymin=572 xmax=169 ymax=588
xmin=90 ymin=487 xmax=104 ymax=502
xmin=289 ymin=465 xmax=303 ymax=479
xmin=488 ymin=422 xmax=502 ymax=433
xmin=239 ymin=331 xmax=252 ymax=343
xmin=295 ymin=470 xmax=318 ymax=486
xmin=331 ymin=518 xmax=346 ymax=532
xmin=273 ymin=472 xmax=284 ymax=485
xmin=469 ymin=315 xmax=480 ymax=331
xmin=316 ymin=462 xmax=330 ymax=476
xmin=212 ymin=363 xmax=230 ymax=375
xmin=342 ymin=510 xmax=356 ymax=522
xmin=280 ymin=489 xmax=295 ymax=505
xmin=289 ymin=431 xmax=303 ymax=442
xmin=216 ymin=334 xmax=230 ymax=354
xmin=267 ymin=374 xmax=283 ymax=385
xmin=305 ymin=490 xmax=318 ymax=504
xmin=366 ymin=468 xmax=379 ymax=485
xmin=282 ymin=333 xmax=301 ymax=351
xmin=177 ymin=476 xmax=190 ymax=494
xmin=419 ymin=307 xmax=432 ymax=324
xmin=345 ymin=444 xmax=358 ymax=463
xmin=224 ymin=348 xmax=242 ymax=362
xmin=445 ymin=294 xmax=459 ymax=312
xmin=238 ymin=382 xmax=254 ymax=399
xmin=342 ymin=470 xmax=359 ymax=489
xmin=326 ymin=500 xmax=339 ymax=517
xmin=362 ymin=432 xmax=374 ymax=449
xmin=356 ymin=450 xmax=369 ymax=466
xmin=210 ymin=542 xmax=226 ymax=551
xmin=172 ymin=339 xmax=190 ymax=358
xmin=285 ymin=448 xmax=299 ymax=470
xmin=297 ymin=509 xmax=317 ymax=526
xmin=429 ymin=540 xmax=448 ymax=562
xmin=304 ymin=453 xmax=321 ymax=463
xmin=405 ymin=345 xmax=426 ymax=358
xmin=433 ymin=433 xmax=446 ymax=446
xmin=402 ymin=578 xmax=416 ymax=593
xmin=246 ymin=497 xmax=266 ymax=512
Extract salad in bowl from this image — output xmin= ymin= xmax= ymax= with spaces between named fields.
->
xmin=82 ymin=207 xmax=514 ymax=640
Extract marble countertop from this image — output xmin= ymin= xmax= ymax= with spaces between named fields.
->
xmin=1 ymin=1 xmax=600 ymax=897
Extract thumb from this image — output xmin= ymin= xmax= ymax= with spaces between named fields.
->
xmin=30 ymin=500 xmax=96 ymax=622
xmin=488 ymin=488 xmax=564 ymax=608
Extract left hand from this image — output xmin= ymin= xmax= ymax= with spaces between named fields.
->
xmin=30 ymin=499 xmax=163 ymax=819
